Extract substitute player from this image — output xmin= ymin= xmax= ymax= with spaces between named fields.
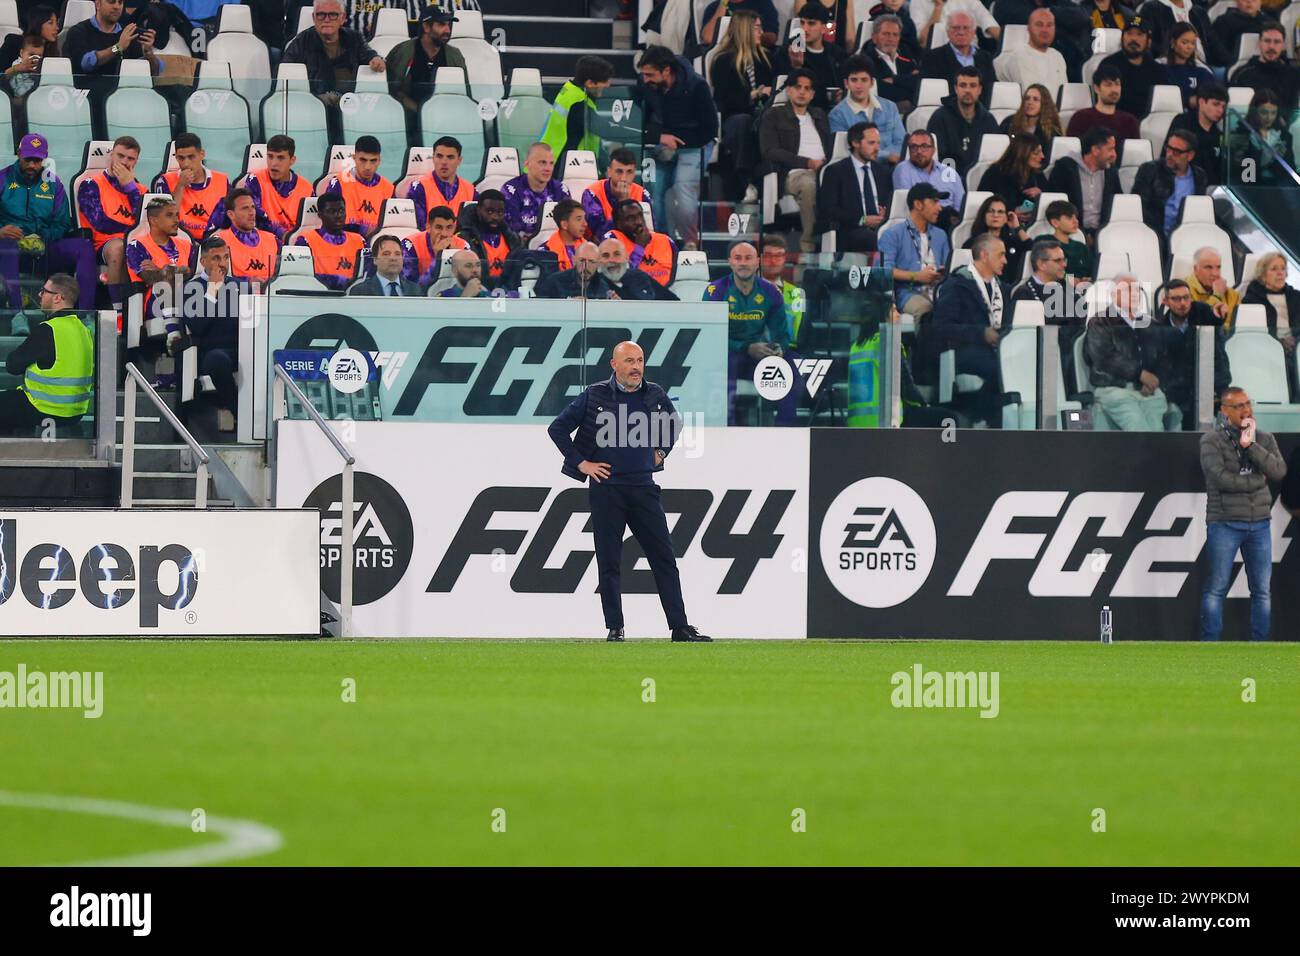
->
xmin=547 ymin=341 xmax=712 ymax=642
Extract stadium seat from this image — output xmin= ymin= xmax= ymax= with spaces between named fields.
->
xmin=508 ymin=68 xmax=544 ymax=97
xmin=0 ymin=90 xmax=12 ymax=158
xmin=999 ymin=301 xmax=1042 ymax=429
xmin=377 ymin=198 xmax=419 ymax=231
xmin=918 ymin=78 xmax=948 ymax=108
xmin=1048 ymin=136 xmax=1080 ymax=168
xmin=185 ymin=63 xmax=253 ymax=181
xmin=1231 ymin=33 xmax=1260 ymax=75
xmin=977 ymin=133 xmax=1010 ymax=164
xmin=447 ymin=10 xmax=504 ymax=101
xmin=61 ymin=0 xmax=94 ymax=32
xmin=1237 ymin=252 xmax=1266 ymax=294
xmin=1000 ymin=23 xmax=1029 ymax=54
xmin=239 ymin=143 xmax=269 ymax=182
xmin=477 ymin=146 xmax=520 ymax=192
xmin=208 ymin=15 xmax=273 ymax=135
xmin=1058 ymin=83 xmax=1092 ymax=113
xmin=948 ymin=248 xmax=974 ymax=272
xmin=1097 ymin=200 xmax=1162 ymax=286
xmin=964 ymin=160 xmax=992 ymax=195
xmin=70 ymin=140 xmax=115 ymax=223
xmin=275 ymin=244 xmax=316 ymax=276
xmin=426 ymin=248 xmax=462 ymax=295
xmin=420 ymin=68 xmax=487 ymax=181
xmin=888 ymin=190 xmax=910 ymax=220
xmin=0 ymin=0 xmax=17 ymax=30
xmin=373 ymin=7 xmax=410 ymax=38
xmin=949 ymin=219 xmax=974 ymax=251
xmin=29 ymin=58 xmax=93 ymax=184
xmin=217 ymin=4 xmax=253 ymax=33
xmin=285 ymin=196 xmax=324 ymax=244
xmin=263 ymin=64 xmax=329 ymax=179
xmin=395 ymin=147 xmax=432 ymax=198
xmin=1139 ymin=111 xmax=1177 ymax=159
xmin=703 ymin=16 xmax=731 ymax=87
xmin=1026 ymin=191 xmax=1068 ymax=239
xmin=1227 ymin=86 xmax=1254 ymax=111
xmin=496 ymin=84 xmax=552 ymax=162
xmin=905 ymin=105 xmax=938 ymax=133
xmin=989 ymin=82 xmax=1021 ymax=123
xmin=342 ymin=69 xmax=407 ymax=183
xmin=561 ymin=149 xmax=599 ymax=198
xmin=929 ymin=21 xmax=945 ymax=48
xmin=1226 ymin=305 xmax=1300 ymax=428
xmin=1283 ymin=3 xmax=1300 ymax=59
xmin=961 ymin=191 xmax=992 ymax=222
xmin=1119 ymin=138 xmax=1152 ymax=168
xmin=106 ymin=62 xmax=171 ymax=176
xmin=315 ymin=145 xmax=355 ymax=194
xmin=297 ymin=7 xmax=313 ymax=33
xmin=670 ymin=250 xmax=710 ymax=300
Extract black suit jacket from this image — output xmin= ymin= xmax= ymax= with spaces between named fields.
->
xmin=816 ymin=156 xmax=894 ymax=235
xmin=349 ymin=274 xmax=424 ymax=297
xmin=920 ymin=46 xmax=995 ymax=104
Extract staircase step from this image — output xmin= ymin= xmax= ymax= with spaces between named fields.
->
xmin=115 ymin=388 xmax=179 ymax=415
xmin=486 ymin=15 xmax=615 ymax=52
xmin=113 ymin=443 xmax=196 ymax=472
xmin=130 ymin=472 xmax=218 ymax=500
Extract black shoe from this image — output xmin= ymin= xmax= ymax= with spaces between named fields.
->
xmin=606 ymin=628 xmax=625 ymax=642
xmin=671 ymin=625 xmax=712 ymax=642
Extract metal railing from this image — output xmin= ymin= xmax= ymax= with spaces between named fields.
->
xmin=272 ymin=363 xmax=356 ymax=638
xmin=121 ymin=362 xmax=210 ymax=509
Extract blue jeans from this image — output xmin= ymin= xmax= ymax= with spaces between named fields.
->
xmin=650 ymin=146 xmax=708 ymax=246
xmin=1201 ymin=519 xmax=1273 ymax=641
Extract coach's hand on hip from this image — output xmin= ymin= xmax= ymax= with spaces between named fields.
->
xmin=579 ymin=460 xmax=612 ymax=482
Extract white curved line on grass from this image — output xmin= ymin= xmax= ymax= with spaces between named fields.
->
xmin=0 ymin=790 xmax=284 ymax=866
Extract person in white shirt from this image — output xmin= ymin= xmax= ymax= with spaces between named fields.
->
xmin=996 ymin=9 xmax=1067 ymax=92
xmin=910 ymin=0 xmax=1001 ymax=42
xmin=758 ymin=69 xmax=831 ymax=252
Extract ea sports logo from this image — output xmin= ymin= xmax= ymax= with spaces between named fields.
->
xmin=304 ymin=472 xmax=414 ymax=605
xmin=328 ymin=348 xmax=369 ymax=394
xmin=820 ymin=477 xmax=935 ymax=608
xmin=754 ymin=355 xmax=793 ymax=400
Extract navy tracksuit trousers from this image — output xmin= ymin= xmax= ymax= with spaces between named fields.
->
xmin=588 ymin=482 xmax=688 ymax=631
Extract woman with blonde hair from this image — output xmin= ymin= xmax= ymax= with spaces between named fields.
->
xmin=711 ymin=10 xmax=775 ymax=201
xmin=1242 ymin=252 xmax=1300 ymax=355
xmin=999 ymin=83 xmax=1063 ymax=153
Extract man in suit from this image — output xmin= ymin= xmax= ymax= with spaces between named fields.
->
xmin=921 ymin=11 xmax=995 ymax=104
xmin=1155 ymin=278 xmax=1231 ymax=431
xmin=181 ymin=237 xmax=251 ymax=434
xmin=931 ymin=231 xmax=1010 ymax=425
xmin=547 ymin=340 xmax=711 ymax=643
xmin=861 ymin=14 xmax=923 ymax=113
xmin=817 ymin=121 xmax=894 ymax=252
xmin=349 ymin=234 xmax=423 ymax=296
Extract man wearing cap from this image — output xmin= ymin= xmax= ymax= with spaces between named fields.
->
xmin=0 ymin=134 xmax=96 ymax=310
xmin=1098 ymin=17 xmax=1170 ymax=119
xmin=387 ymin=4 xmax=466 ymax=124
xmin=775 ymin=5 xmax=846 ymax=112
xmin=878 ymin=182 xmax=951 ymax=319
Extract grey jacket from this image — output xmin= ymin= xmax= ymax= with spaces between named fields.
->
xmin=1200 ymin=424 xmax=1287 ymax=523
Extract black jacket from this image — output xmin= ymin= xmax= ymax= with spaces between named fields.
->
xmin=607 ymin=268 xmax=680 ymax=301
xmin=921 ymin=45 xmax=996 ymax=105
xmin=1241 ymin=279 xmax=1300 ymax=338
xmin=1045 ymin=156 xmax=1122 ymax=230
xmin=773 ymin=42 xmax=847 ymax=112
xmin=1131 ymin=159 xmax=1208 ymax=235
xmin=638 ymin=55 xmax=719 ymax=149
xmin=977 ymin=165 xmax=1048 ymax=212
xmin=927 ymin=95 xmax=1000 ymax=176
xmin=349 ymin=273 xmax=424 ymax=297
xmin=1084 ymin=309 xmax=1166 ymax=389
xmin=62 ymin=18 xmax=153 ymax=101
xmin=710 ymin=50 xmax=776 ymax=118
xmin=932 ymin=267 xmax=1013 ymax=350
xmin=1229 ymin=55 xmax=1300 ymax=111
xmin=861 ymin=41 xmax=922 ymax=107
xmin=456 ymin=203 xmax=523 ymax=290
xmin=282 ymin=26 xmax=380 ymax=96
xmin=1098 ymin=51 xmax=1170 ymax=117
xmin=548 ymin=375 xmax=681 ymax=484
xmin=1137 ymin=1 xmax=1231 ymax=67
xmin=1154 ymin=303 xmax=1231 ymax=405
xmin=817 ymin=156 xmax=894 ymax=234
xmin=535 ymin=269 xmax=615 ymax=300
xmin=1214 ymin=9 xmax=1269 ymax=64
xmin=1010 ymin=276 xmax=1088 ymax=325
xmin=1169 ymin=110 xmax=1224 ymax=186
xmin=181 ymin=275 xmax=251 ymax=352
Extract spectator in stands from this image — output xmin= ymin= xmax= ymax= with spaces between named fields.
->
xmin=701 ymin=0 xmax=780 ymax=47
xmin=213 ymin=188 xmax=281 ymax=288
xmin=1 ymin=5 xmax=59 ymax=130
xmin=1132 ymin=129 xmax=1206 ymax=240
xmin=152 ymin=133 xmax=229 ymax=240
xmin=932 ymin=231 xmax=1009 ymax=426
xmin=535 ymin=241 xmax=612 ymax=299
xmin=758 ymin=69 xmax=832 ymax=253
xmin=402 ymin=204 xmax=468 ymax=285
xmin=1047 ymin=126 xmax=1120 ymax=240
xmin=777 ymin=4 xmax=847 ymax=112
xmin=1171 ymin=82 xmax=1227 ymax=185
xmin=603 ymin=199 xmax=677 ymax=287
xmin=893 ymin=129 xmax=964 ymax=226
xmin=598 ymin=238 xmax=679 ymax=301
xmin=63 ymin=0 xmax=165 ymax=129
xmin=965 ymin=195 xmax=1032 ymax=282
xmin=245 ymin=135 xmax=315 ymax=242
xmin=284 ymin=0 xmax=385 ymax=107
xmin=0 ymin=273 xmax=91 ymax=436
xmin=324 ymin=135 xmax=395 ymax=237
xmin=921 ymin=12 xmax=995 ymax=102
xmin=979 ymin=138 xmax=1048 ymax=223
xmin=582 ymin=149 xmax=650 ymax=241
xmin=455 ymin=190 xmax=520 ymax=289
xmin=1137 ymin=0 xmax=1229 ymax=68
xmin=1229 ymin=87 xmax=1296 ymax=184
xmin=1155 ymin=277 xmax=1231 ymax=430
xmin=1215 ymin=0 xmax=1268 ymax=66
xmin=880 ymin=182 xmax=951 ymax=317
xmin=77 ymin=135 xmax=143 ymax=309
xmin=711 ymin=11 xmax=776 ymax=202
xmin=501 ymin=143 xmax=571 ymax=242
xmin=705 ymin=239 xmax=800 ymax=425
xmin=439 ymin=248 xmax=491 ymax=297
xmin=0 ymin=134 xmax=96 ymax=310
xmin=1158 ymin=23 xmax=1215 ymax=111
xmin=1010 ymin=237 xmax=1087 ymax=323
xmin=1085 ymin=274 xmax=1170 ymax=430
xmin=637 ymin=46 xmax=717 ymax=248
xmin=543 ymin=199 xmax=587 ymax=271
xmin=861 ymin=15 xmax=922 ymax=113
xmin=180 ymin=237 xmax=247 ymax=433
xmin=867 ymin=0 xmax=924 ymax=58
xmin=1241 ymin=252 xmax=1300 ymax=354
xmin=908 ymin=0 xmax=1001 ymax=45
xmin=344 ymin=0 xmax=419 ymax=39
xmin=1080 ymin=0 xmax=1134 ymax=30
xmin=1098 ymin=17 xmax=1169 ymax=119
xmin=817 ymin=121 xmax=893 ymax=252
xmin=1000 ymin=83 xmax=1063 ymax=154
xmin=759 ymin=234 xmax=804 ymax=346
xmin=793 ymin=0 xmax=860 ymax=50
xmin=408 ymin=135 xmax=476 ymax=229
xmin=1044 ymin=200 xmax=1094 ymax=281
xmin=927 ymin=66 xmax=999 ymax=177
xmin=540 ymin=55 xmax=616 ymax=162
xmin=1186 ymin=246 xmax=1241 ymax=327
xmin=997 ymin=9 xmax=1068 ymax=92
xmin=386 ymin=3 xmax=465 ymax=129
xmin=295 ymin=192 xmax=366 ymax=290
xmin=829 ymin=57 xmax=905 ymax=163
xmin=1066 ymin=64 xmax=1141 ymax=142
xmin=350 ymin=234 xmax=421 ymax=296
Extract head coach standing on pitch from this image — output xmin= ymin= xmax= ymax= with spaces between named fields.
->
xmin=1200 ymin=386 xmax=1287 ymax=641
xmin=548 ymin=342 xmax=712 ymax=643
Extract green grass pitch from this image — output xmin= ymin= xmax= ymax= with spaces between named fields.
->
xmin=1 ymin=640 xmax=1296 ymax=866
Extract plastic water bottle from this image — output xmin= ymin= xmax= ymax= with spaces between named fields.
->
xmin=1100 ymin=605 xmax=1113 ymax=644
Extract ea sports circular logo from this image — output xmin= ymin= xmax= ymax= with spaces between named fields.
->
xmin=304 ymin=472 xmax=413 ymax=605
xmin=328 ymin=348 xmax=369 ymax=394
xmin=820 ymin=477 xmax=936 ymax=608
xmin=753 ymin=355 xmax=793 ymax=401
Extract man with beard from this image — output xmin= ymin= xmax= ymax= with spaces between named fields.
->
xmin=597 ymin=238 xmax=678 ymax=301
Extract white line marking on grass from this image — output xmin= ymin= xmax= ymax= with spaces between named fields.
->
xmin=0 ymin=791 xmax=284 ymax=866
